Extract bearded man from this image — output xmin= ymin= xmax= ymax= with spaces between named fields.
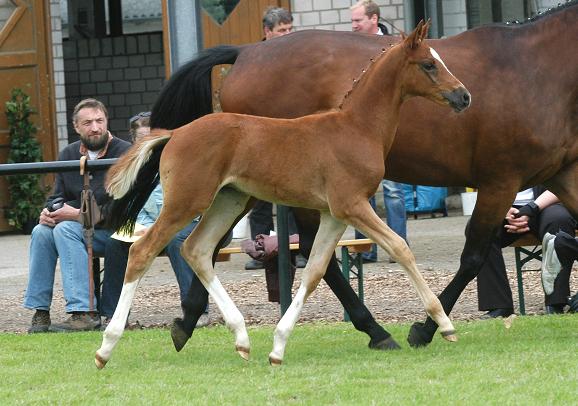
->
xmin=23 ymin=98 xmax=131 ymax=333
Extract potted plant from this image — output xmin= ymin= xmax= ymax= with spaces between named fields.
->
xmin=5 ymin=88 xmax=46 ymax=233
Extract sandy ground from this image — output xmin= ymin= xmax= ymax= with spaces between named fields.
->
xmin=1 ymin=211 xmax=576 ymax=334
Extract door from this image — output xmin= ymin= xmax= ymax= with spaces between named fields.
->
xmin=201 ymin=0 xmax=290 ymax=109
xmin=0 ymin=0 xmax=56 ymax=230
xmin=202 ymin=0 xmax=290 ymax=48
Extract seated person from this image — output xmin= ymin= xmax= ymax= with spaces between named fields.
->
xmin=100 ymin=113 xmax=230 ymax=327
xmin=23 ymin=98 xmax=131 ymax=333
xmin=477 ymin=188 xmax=576 ymax=318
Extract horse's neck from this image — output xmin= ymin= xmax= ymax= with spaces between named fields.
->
xmin=339 ymin=46 xmax=405 ymax=137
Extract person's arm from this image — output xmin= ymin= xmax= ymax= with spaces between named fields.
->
xmin=506 ymin=190 xmax=561 ymax=233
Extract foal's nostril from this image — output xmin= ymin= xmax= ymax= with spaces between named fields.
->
xmin=462 ymin=91 xmax=471 ymax=106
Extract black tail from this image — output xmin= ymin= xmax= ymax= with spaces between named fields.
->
xmin=104 ymin=138 xmax=169 ymax=233
xmin=150 ymin=45 xmax=240 ymax=130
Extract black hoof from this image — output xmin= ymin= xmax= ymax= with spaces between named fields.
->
xmin=369 ymin=336 xmax=402 ymax=351
xmin=407 ymin=322 xmax=433 ymax=348
xmin=171 ymin=318 xmax=191 ymax=352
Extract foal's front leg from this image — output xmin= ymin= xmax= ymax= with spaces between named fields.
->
xmin=348 ymin=201 xmax=456 ymax=342
xmin=269 ymin=212 xmax=347 ymax=365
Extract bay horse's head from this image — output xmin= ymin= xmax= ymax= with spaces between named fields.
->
xmin=400 ymin=20 xmax=471 ymax=112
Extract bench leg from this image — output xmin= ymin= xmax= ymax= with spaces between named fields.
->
xmin=340 ymin=247 xmax=365 ymax=322
xmin=514 ymin=248 xmax=526 ymax=315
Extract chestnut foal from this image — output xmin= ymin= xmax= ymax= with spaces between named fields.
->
xmin=96 ymin=21 xmax=470 ymax=368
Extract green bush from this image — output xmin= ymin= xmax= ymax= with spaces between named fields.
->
xmin=5 ymin=88 xmax=46 ymax=231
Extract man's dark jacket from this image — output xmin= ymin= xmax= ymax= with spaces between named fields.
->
xmin=45 ymin=136 xmax=131 ymax=226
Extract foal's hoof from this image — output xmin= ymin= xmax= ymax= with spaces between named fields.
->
xmin=407 ymin=322 xmax=433 ymax=348
xmin=440 ymin=329 xmax=458 ymax=343
xmin=369 ymin=336 xmax=401 ymax=351
xmin=236 ymin=345 xmax=250 ymax=361
xmin=171 ymin=318 xmax=191 ymax=352
xmin=268 ymin=354 xmax=282 ymax=366
xmin=94 ymin=352 xmax=107 ymax=370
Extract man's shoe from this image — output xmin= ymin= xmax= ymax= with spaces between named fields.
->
xmin=541 ymin=232 xmax=561 ymax=295
xmin=28 ymin=310 xmax=51 ymax=334
xmin=49 ymin=312 xmax=101 ymax=332
xmin=295 ymin=254 xmax=307 ymax=268
xmin=245 ymin=259 xmax=264 ymax=270
xmin=480 ymin=308 xmax=514 ymax=319
xmin=545 ymin=304 xmax=565 ymax=315
xmin=196 ymin=313 xmax=210 ymax=328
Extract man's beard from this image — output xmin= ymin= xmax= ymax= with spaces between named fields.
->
xmin=82 ymin=132 xmax=108 ymax=151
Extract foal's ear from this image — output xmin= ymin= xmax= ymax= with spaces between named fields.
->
xmin=404 ymin=19 xmax=426 ymax=50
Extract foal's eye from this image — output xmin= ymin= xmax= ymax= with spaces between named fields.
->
xmin=421 ymin=62 xmax=436 ymax=72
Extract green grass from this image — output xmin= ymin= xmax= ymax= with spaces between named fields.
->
xmin=1 ymin=316 xmax=576 ymax=405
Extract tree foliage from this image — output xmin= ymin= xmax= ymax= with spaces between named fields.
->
xmin=5 ymin=88 xmax=46 ymax=230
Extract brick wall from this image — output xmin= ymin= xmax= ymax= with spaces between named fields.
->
xmin=49 ymin=0 xmax=69 ymax=152
xmin=291 ymin=0 xmax=405 ymax=34
xmin=62 ymin=32 xmax=165 ymax=142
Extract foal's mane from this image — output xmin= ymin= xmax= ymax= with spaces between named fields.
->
xmin=338 ymin=44 xmax=395 ymax=110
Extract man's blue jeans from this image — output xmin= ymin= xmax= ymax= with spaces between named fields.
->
xmin=23 ymin=221 xmax=112 ymax=313
xmin=100 ymin=219 xmax=201 ymax=318
xmin=355 ymin=180 xmax=407 ymax=261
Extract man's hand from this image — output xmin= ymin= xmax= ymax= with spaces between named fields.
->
xmin=41 ymin=203 xmax=81 ymax=225
xmin=38 ymin=208 xmax=56 ymax=227
xmin=513 ymin=202 xmax=540 ymax=219
xmin=504 ymin=207 xmax=530 ymax=234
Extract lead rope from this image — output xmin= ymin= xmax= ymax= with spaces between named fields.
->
xmin=80 ymin=156 xmax=95 ymax=312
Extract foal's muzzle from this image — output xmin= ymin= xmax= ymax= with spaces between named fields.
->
xmin=443 ymin=87 xmax=471 ymax=112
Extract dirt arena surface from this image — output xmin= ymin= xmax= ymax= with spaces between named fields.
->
xmin=1 ymin=211 xmax=576 ymax=334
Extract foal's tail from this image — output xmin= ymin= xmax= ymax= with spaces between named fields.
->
xmin=150 ymin=45 xmax=240 ymax=130
xmin=105 ymin=131 xmax=172 ymax=232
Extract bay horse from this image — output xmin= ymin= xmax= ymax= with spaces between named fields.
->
xmin=95 ymin=22 xmax=470 ymax=368
xmin=150 ymin=1 xmax=578 ymax=351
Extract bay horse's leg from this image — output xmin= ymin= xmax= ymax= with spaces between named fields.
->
xmin=545 ymin=162 xmax=578 ymax=219
xmin=407 ymin=187 xmax=516 ymax=347
xmin=95 ymin=211 xmax=191 ymax=369
xmin=292 ymin=207 xmax=401 ymax=350
xmin=269 ymin=212 xmax=347 ymax=366
xmin=174 ymin=198 xmax=258 ymax=352
xmin=344 ymin=200 xmax=456 ymax=341
xmin=180 ymin=188 xmax=253 ymax=360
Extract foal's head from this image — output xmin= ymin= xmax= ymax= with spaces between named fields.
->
xmin=400 ymin=20 xmax=471 ymax=112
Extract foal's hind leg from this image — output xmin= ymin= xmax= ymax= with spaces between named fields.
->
xmin=269 ymin=211 xmax=347 ymax=365
xmin=173 ymin=199 xmax=256 ymax=352
xmin=180 ymin=188 xmax=253 ymax=360
xmin=342 ymin=200 xmax=456 ymax=342
xmin=95 ymin=212 xmax=191 ymax=369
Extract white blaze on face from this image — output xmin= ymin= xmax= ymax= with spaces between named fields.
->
xmin=429 ymin=47 xmax=453 ymax=76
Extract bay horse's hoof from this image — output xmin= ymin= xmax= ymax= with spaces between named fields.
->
xmin=95 ymin=352 xmax=107 ymax=370
xmin=236 ymin=345 xmax=250 ymax=361
xmin=268 ymin=355 xmax=282 ymax=366
xmin=369 ymin=336 xmax=401 ymax=351
xmin=440 ymin=329 xmax=458 ymax=342
xmin=407 ymin=322 xmax=433 ymax=348
xmin=171 ymin=318 xmax=191 ymax=352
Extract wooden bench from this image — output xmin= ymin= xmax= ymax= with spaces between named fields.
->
xmin=93 ymin=238 xmax=373 ymax=319
xmin=510 ymin=230 xmax=577 ymax=315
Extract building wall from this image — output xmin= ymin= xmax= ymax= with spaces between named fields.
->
xmin=49 ymin=0 xmax=69 ymax=152
xmin=62 ymin=33 xmax=165 ymax=141
xmin=290 ymin=0 xmax=406 ymax=33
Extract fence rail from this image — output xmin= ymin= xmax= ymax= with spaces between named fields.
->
xmin=0 ymin=158 xmax=118 ymax=176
